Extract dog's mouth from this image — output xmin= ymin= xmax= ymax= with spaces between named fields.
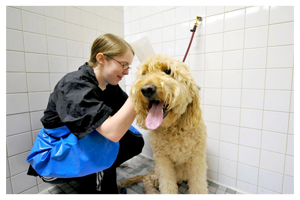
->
xmin=145 ymin=100 xmax=169 ymax=130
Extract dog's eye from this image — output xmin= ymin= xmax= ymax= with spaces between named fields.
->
xmin=164 ymin=69 xmax=171 ymax=75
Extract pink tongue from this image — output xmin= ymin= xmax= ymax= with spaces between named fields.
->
xmin=146 ymin=101 xmax=164 ymax=130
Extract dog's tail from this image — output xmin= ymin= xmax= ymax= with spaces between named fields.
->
xmin=120 ymin=174 xmax=146 ymax=187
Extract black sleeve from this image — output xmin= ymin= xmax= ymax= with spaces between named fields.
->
xmin=56 ymin=81 xmax=113 ymax=140
xmin=105 ymin=85 xmax=128 ymax=116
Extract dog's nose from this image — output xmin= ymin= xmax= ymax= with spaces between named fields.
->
xmin=141 ymin=84 xmax=156 ymax=99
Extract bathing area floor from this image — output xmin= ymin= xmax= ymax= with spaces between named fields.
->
xmin=40 ymin=154 xmax=243 ymax=194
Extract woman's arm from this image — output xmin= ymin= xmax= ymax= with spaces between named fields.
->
xmin=96 ymin=96 xmax=136 ymax=142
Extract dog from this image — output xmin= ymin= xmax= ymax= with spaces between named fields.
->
xmin=121 ymin=54 xmax=207 ymax=194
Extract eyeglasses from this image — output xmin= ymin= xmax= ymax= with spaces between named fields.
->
xmin=103 ymin=54 xmax=131 ymax=71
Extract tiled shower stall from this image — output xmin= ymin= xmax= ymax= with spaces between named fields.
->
xmin=6 ymin=6 xmax=294 ymax=194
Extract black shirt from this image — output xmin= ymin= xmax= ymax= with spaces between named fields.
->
xmin=41 ymin=63 xmax=128 ymax=140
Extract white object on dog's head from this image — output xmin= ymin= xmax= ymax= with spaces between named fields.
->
xmin=130 ymin=33 xmax=155 ymax=63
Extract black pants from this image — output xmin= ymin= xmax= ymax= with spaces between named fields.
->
xmin=74 ymin=131 xmax=144 ymax=194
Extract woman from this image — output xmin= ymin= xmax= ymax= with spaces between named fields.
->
xmin=26 ymin=33 xmax=144 ymax=194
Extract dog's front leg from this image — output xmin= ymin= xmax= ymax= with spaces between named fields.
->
xmin=186 ymin=155 xmax=208 ymax=194
xmin=155 ymin=156 xmax=178 ymax=194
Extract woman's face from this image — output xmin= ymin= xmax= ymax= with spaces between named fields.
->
xmin=101 ymin=50 xmax=134 ymax=86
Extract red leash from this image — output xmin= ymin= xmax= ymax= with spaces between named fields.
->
xmin=182 ymin=16 xmax=202 ymax=63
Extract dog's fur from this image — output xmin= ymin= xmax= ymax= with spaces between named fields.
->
xmin=121 ymin=54 xmax=207 ymax=194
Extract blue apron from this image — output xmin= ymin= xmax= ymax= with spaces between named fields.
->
xmin=26 ymin=125 xmax=141 ymax=178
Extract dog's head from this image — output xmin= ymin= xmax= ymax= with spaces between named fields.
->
xmin=130 ymin=54 xmax=201 ymax=130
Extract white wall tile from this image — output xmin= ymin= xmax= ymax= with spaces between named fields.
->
xmin=267 ymin=46 xmax=293 ymax=68
xmin=150 ymin=6 xmax=162 ymax=15
xmin=67 ymin=40 xmax=84 ymax=58
xmin=219 ymin=142 xmax=238 ymax=161
xmin=225 ymin=6 xmax=245 ymax=12
xmin=204 ymin=88 xmax=221 ymax=106
xmin=270 ymin=6 xmax=294 ymax=24
xmin=67 ymin=57 xmax=84 ymax=72
xmin=245 ymin=26 xmax=268 ymax=49
xmin=7 ymin=132 xmax=32 ymax=156
xmin=286 ymin=135 xmax=294 ymax=156
xmin=257 ymin=187 xmax=279 ymax=194
xmin=288 ymin=113 xmax=294 ymax=134
xmin=239 ymin=127 xmax=261 ymax=149
xmin=242 ymin=69 xmax=265 ymax=89
xmin=206 ymin=122 xmax=220 ymax=140
xmin=224 ymin=30 xmax=244 ymax=51
xmin=6 ymin=51 xmax=26 ymax=72
xmin=223 ymin=50 xmax=243 ymax=70
xmin=207 ymin=170 xmax=218 ymax=181
xmin=205 ymin=71 xmax=222 ymax=88
xmin=190 ymin=36 xmax=205 ymax=54
xmin=25 ymin=53 xmax=49 ymax=73
xmin=28 ymin=92 xmax=50 ymax=112
xmin=11 ymin=171 xmax=37 ymax=194
xmin=219 ymin=158 xmax=237 ymax=178
xmin=263 ymin=111 xmax=289 ymax=133
xmin=175 ymin=39 xmax=189 ymax=56
xmin=206 ymin=33 xmax=223 ymax=53
xmin=205 ymin=52 xmax=222 ymax=71
xmin=221 ymin=107 xmax=240 ymax=126
xmin=222 ymin=70 xmax=242 ymax=89
xmin=175 ymin=22 xmax=190 ymax=40
xmin=282 ymin=175 xmax=294 ymax=194
xmin=189 ymin=54 xmax=204 ymax=71
xmin=6 ymin=93 xmax=29 ymax=115
xmin=46 ymin=17 xmax=66 ymax=38
xmin=97 ymin=16 xmax=109 ymax=32
xmin=162 ymin=41 xmax=175 ymax=57
xmin=151 ymin=13 xmax=163 ymax=29
xmin=7 ymin=178 xmax=12 ymax=194
xmin=6 ymin=73 xmax=28 ymax=93
xmin=30 ymin=111 xmax=44 ymax=130
xmin=175 ymin=6 xmax=189 ymax=23
xmin=236 ymin=180 xmax=257 ymax=194
xmin=6 ymin=7 xmax=22 ymax=30
xmin=45 ymin=6 xmax=65 ymax=21
xmin=241 ymin=89 xmax=264 ymax=109
xmin=189 ymin=6 xmax=206 ymax=19
xmin=50 ymin=74 xmax=65 ymax=90
xmin=65 ymin=6 xmax=82 ymax=26
xmin=206 ymin=138 xmax=219 ymax=156
xmin=258 ymin=169 xmax=283 ymax=193
xmin=23 ymin=32 xmax=47 ymax=54
xmin=268 ymin=22 xmax=294 ymax=46
xmin=48 ymin=55 xmax=68 ymax=73
xmin=238 ymin=145 xmax=260 ymax=167
xmin=22 ymin=11 xmax=46 ymax=34
xmin=192 ymin=71 xmax=204 ymax=88
xmin=237 ymin=163 xmax=258 ymax=185
xmin=221 ymin=89 xmax=241 ymax=108
xmin=264 ymin=90 xmax=291 ymax=112
xmin=207 ymin=6 xmax=224 ymax=16
xmin=218 ymin=174 xmax=236 ymax=188
xmin=220 ymin=124 xmax=239 ymax=144
xmin=6 ymin=113 xmax=31 ymax=136
xmin=265 ymin=68 xmax=293 ymax=90
xmin=260 ymin=150 xmax=285 ymax=173
xmin=206 ymin=14 xmax=224 ymax=35
xmin=245 ymin=6 xmax=269 ymax=28
xmin=224 ymin=9 xmax=245 ymax=31
xmin=243 ymin=48 xmax=267 ymax=69
xmin=151 ymin=28 xmax=162 ymax=44
xmin=82 ymin=10 xmax=96 ymax=29
xmin=21 ymin=6 xmax=44 ymax=15
xmin=6 ymin=29 xmax=24 ymax=51
xmin=207 ymin=154 xmax=218 ymax=172
xmin=27 ymin=73 xmax=50 ymax=92
xmin=66 ymin=23 xmax=83 ymax=42
xmin=83 ymin=28 xmax=97 ymax=44
xmin=284 ymin=155 xmax=294 ymax=176
xmin=8 ymin=151 xmax=30 ymax=176
xmin=140 ymin=6 xmax=151 ymax=18
xmin=47 ymin=37 xmax=67 ymax=56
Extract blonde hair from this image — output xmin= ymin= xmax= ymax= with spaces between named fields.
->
xmin=88 ymin=33 xmax=135 ymax=68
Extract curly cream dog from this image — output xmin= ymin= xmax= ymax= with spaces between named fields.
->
xmin=121 ymin=54 xmax=207 ymax=194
